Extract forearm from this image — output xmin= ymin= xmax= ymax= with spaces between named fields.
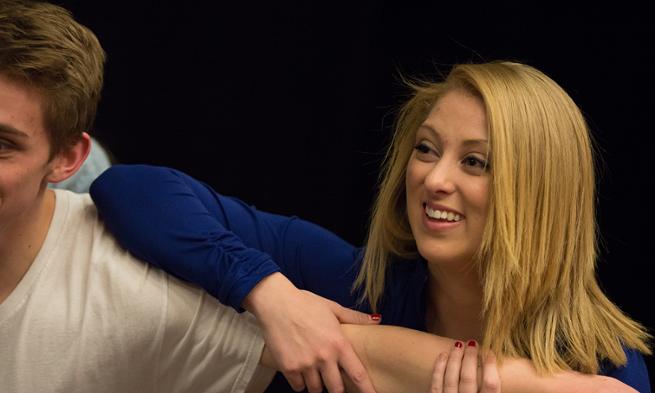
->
xmin=257 ymin=324 xmax=453 ymax=392
xmin=260 ymin=323 xmax=633 ymax=393
xmin=284 ymin=324 xmax=594 ymax=393
xmin=341 ymin=324 xmax=454 ymax=392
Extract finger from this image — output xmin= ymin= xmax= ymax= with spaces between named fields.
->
xmin=429 ymin=352 xmax=448 ymax=393
xmin=333 ymin=304 xmax=382 ymax=325
xmin=338 ymin=344 xmax=377 ymax=393
xmin=480 ymin=352 xmax=501 ymax=393
xmin=459 ymin=340 xmax=479 ymax=393
xmin=444 ymin=341 xmax=465 ymax=393
xmin=320 ymin=362 xmax=345 ymax=393
xmin=283 ymin=371 xmax=306 ymax=392
xmin=304 ymin=368 xmax=324 ymax=393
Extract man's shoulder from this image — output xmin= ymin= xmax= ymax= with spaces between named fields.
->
xmin=51 ymin=189 xmax=101 ymax=234
xmin=53 ymin=189 xmax=137 ymax=252
xmin=50 ymin=189 xmax=221 ymax=311
xmin=49 ymin=189 xmax=168 ymax=295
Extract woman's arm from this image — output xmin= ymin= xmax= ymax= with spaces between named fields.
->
xmin=91 ymin=164 xmax=281 ymax=309
xmin=90 ymin=164 xmax=379 ymax=393
xmin=91 ymin=164 xmax=366 ymax=309
xmin=339 ymin=325 xmax=641 ymax=393
xmin=260 ymin=324 xmax=640 ymax=393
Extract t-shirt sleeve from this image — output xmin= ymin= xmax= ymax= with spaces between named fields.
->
xmin=600 ymin=348 xmax=651 ymax=393
xmin=90 ymin=164 xmax=361 ymax=311
xmin=155 ymin=274 xmax=272 ymax=393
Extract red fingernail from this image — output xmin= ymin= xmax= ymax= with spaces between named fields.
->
xmin=455 ymin=341 xmax=463 ymax=348
xmin=467 ymin=340 xmax=476 ymax=347
xmin=370 ymin=314 xmax=382 ymax=321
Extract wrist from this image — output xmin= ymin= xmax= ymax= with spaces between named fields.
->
xmin=242 ymin=272 xmax=297 ymax=318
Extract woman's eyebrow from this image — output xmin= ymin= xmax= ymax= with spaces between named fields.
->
xmin=419 ymin=124 xmax=487 ymax=146
xmin=461 ymin=139 xmax=488 ymax=147
xmin=418 ymin=124 xmax=442 ymax=142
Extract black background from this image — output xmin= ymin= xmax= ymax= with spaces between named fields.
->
xmin=58 ymin=0 xmax=654 ymax=385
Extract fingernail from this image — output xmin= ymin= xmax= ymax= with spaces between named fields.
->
xmin=370 ymin=314 xmax=382 ymax=321
xmin=467 ymin=340 xmax=476 ymax=347
xmin=454 ymin=341 xmax=463 ymax=348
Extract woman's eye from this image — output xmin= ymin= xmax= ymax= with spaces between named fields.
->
xmin=413 ymin=143 xmax=432 ymax=155
xmin=463 ymin=156 xmax=489 ymax=170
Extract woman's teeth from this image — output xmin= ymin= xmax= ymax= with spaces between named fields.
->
xmin=425 ymin=205 xmax=462 ymax=222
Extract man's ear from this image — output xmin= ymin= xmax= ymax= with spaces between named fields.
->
xmin=46 ymin=132 xmax=92 ymax=183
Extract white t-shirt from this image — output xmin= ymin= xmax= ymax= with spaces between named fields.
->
xmin=0 ymin=190 xmax=275 ymax=393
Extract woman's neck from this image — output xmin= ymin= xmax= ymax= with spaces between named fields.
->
xmin=425 ymin=261 xmax=484 ymax=342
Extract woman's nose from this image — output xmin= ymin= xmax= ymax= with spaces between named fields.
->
xmin=424 ymin=160 xmax=456 ymax=195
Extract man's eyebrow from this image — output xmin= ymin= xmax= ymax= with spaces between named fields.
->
xmin=418 ymin=124 xmax=488 ymax=146
xmin=0 ymin=123 xmax=29 ymax=138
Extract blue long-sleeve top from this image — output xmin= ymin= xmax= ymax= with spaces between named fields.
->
xmin=90 ymin=164 xmax=651 ymax=393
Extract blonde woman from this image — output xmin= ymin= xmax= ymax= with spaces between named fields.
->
xmin=91 ymin=61 xmax=651 ymax=392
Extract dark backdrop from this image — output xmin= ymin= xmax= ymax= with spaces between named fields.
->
xmin=58 ymin=1 xmax=654 ymax=384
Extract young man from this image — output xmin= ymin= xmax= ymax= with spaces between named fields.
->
xmin=0 ymin=2 xmax=275 ymax=391
xmin=0 ymin=3 xmax=387 ymax=392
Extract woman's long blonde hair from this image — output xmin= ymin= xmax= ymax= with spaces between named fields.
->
xmin=355 ymin=61 xmax=651 ymax=373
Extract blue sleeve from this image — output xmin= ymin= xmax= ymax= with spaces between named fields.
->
xmin=90 ymin=164 xmax=361 ymax=311
xmin=601 ymin=348 xmax=651 ymax=393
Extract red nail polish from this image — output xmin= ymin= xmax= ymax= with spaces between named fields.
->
xmin=455 ymin=341 xmax=463 ymax=348
xmin=370 ymin=314 xmax=382 ymax=321
xmin=467 ymin=340 xmax=476 ymax=347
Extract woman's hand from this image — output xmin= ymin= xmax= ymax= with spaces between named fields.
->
xmin=430 ymin=340 xmax=500 ymax=393
xmin=244 ymin=272 xmax=380 ymax=393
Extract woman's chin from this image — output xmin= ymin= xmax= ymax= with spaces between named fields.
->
xmin=417 ymin=246 xmax=476 ymax=271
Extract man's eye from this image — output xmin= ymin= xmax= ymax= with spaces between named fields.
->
xmin=0 ymin=139 xmax=18 ymax=154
